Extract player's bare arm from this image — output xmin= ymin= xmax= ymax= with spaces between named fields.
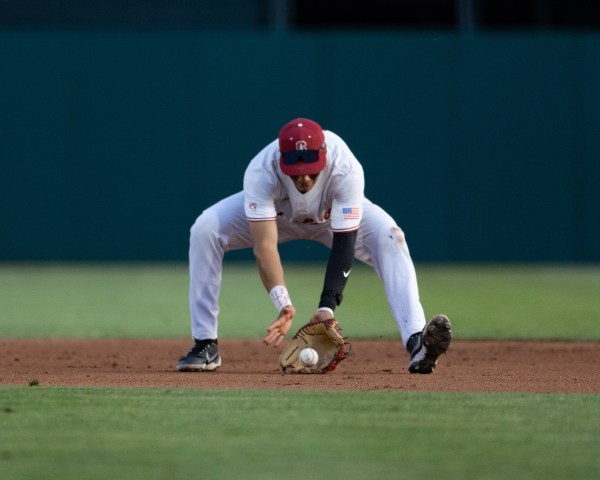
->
xmin=248 ymin=220 xmax=296 ymax=345
xmin=249 ymin=220 xmax=284 ymax=290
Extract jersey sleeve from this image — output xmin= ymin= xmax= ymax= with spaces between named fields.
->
xmin=243 ymin=143 xmax=279 ymax=221
xmin=330 ymin=162 xmax=365 ymax=232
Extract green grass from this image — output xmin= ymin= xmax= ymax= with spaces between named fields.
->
xmin=414 ymin=264 xmax=600 ymax=340
xmin=0 ymin=263 xmax=189 ymax=338
xmin=1 ymin=262 xmax=599 ymax=340
xmin=0 ymin=387 xmax=598 ymax=480
xmin=1 ymin=264 xmax=599 ymax=480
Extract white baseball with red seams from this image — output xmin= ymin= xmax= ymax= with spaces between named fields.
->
xmin=299 ymin=348 xmax=319 ymax=367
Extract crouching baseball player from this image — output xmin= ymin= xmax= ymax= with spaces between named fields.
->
xmin=177 ymin=118 xmax=452 ymax=374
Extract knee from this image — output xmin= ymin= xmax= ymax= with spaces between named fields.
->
xmin=379 ymin=225 xmax=408 ymax=255
xmin=190 ymin=210 xmax=219 ymax=246
xmin=388 ymin=226 xmax=406 ymax=245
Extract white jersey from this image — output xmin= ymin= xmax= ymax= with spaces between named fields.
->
xmin=243 ymin=130 xmax=365 ymax=232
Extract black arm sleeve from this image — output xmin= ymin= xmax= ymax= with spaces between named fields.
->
xmin=318 ymin=230 xmax=358 ymax=311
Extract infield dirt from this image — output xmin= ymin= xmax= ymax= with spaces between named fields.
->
xmin=1 ymin=339 xmax=598 ymax=393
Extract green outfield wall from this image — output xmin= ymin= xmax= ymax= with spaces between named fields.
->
xmin=1 ymin=31 xmax=599 ymax=261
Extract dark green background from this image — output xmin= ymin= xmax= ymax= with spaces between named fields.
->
xmin=2 ymin=32 xmax=599 ymax=261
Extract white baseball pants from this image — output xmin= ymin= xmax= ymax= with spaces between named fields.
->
xmin=188 ymin=191 xmax=426 ymax=346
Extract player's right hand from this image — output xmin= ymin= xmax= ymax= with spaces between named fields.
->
xmin=264 ymin=305 xmax=296 ymax=346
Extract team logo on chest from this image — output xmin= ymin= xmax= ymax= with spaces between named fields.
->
xmin=302 ymin=208 xmax=331 ymax=225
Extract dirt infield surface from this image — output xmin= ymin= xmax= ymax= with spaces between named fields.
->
xmin=1 ymin=339 xmax=598 ymax=393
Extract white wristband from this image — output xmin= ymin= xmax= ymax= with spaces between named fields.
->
xmin=269 ymin=285 xmax=292 ymax=312
xmin=317 ymin=307 xmax=334 ymax=316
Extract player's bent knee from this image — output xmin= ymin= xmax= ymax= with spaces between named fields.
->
xmin=378 ymin=225 xmax=408 ymax=256
xmin=190 ymin=211 xmax=220 ymax=245
xmin=389 ymin=226 xmax=405 ymax=244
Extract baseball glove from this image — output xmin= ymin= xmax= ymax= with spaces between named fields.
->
xmin=279 ymin=318 xmax=350 ymax=374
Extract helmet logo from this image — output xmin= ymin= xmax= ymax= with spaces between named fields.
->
xmin=296 ymin=140 xmax=307 ymax=150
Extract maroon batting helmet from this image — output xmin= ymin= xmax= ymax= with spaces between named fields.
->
xmin=278 ymin=118 xmax=327 ymax=176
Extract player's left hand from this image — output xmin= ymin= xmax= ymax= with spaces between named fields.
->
xmin=309 ymin=308 xmax=334 ymax=324
xmin=264 ymin=305 xmax=296 ymax=346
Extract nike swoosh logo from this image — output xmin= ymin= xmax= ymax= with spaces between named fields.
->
xmin=207 ymin=352 xmax=218 ymax=363
xmin=343 ymin=270 xmax=351 ymax=278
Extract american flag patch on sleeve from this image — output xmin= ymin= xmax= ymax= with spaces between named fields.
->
xmin=342 ymin=207 xmax=360 ymax=220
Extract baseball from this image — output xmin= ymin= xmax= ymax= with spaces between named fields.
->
xmin=299 ymin=347 xmax=319 ymax=367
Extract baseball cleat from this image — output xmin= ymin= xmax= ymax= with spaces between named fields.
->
xmin=177 ymin=339 xmax=221 ymax=372
xmin=407 ymin=314 xmax=452 ymax=374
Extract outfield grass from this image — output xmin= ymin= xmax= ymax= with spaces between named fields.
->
xmin=0 ymin=387 xmax=598 ymax=480
xmin=0 ymin=262 xmax=599 ymax=340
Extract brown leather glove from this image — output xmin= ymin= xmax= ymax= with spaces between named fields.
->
xmin=279 ymin=318 xmax=350 ymax=374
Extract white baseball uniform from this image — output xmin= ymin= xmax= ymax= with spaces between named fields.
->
xmin=188 ymin=130 xmax=426 ymax=345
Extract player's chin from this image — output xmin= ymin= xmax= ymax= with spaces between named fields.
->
xmin=296 ymin=184 xmax=313 ymax=193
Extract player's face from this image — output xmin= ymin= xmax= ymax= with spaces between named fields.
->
xmin=291 ymin=174 xmax=319 ymax=193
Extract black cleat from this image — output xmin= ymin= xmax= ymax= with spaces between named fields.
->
xmin=407 ymin=315 xmax=452 ymax=374
xmin=177 ymin=339 xmax=221 ymax=372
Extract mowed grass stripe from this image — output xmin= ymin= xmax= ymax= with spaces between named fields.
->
xmin=0 ymin=263 xmax=599 ymax=340
xmin=0 ymin=387 xmax=598 ymax=480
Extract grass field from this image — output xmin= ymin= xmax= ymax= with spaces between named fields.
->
xmin=1 ymin=388 xmax=598 ymax=480
xmin=1 ymin=263 xmax=599 ymax=479
xmin=1 ymin=262 xmax=599 ymax=340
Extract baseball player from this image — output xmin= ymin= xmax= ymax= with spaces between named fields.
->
xmin=177 ymin=118 xmax=452 ymax=374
